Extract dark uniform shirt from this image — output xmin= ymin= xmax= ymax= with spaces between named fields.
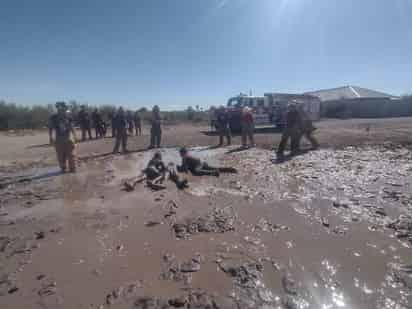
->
xmin=286 ymin=109 xmax=301 ymax=129
xmin=92 ymin=111 xmax=102 ymax=127
xmin=49 ymin=114 xmax=73 ymax=139
xmin=114 ymin=113 xmax=127 ymax=131
xmin=299 ymin=110 xmax=315 ymax=132
xmin=78 ymin=110 xmax=90 ymax=127
xmin=151 ymin=113 xmax=161 ymax=131
xmin=216 ymin=111 xmax=229 ymax=127
xmin=147 ymin=158 xmax=166 ymax=173
xmin=144 ymin=157 xmax=166 ymax=180
xmin=181 ymin=155 xmax=202 ymax=172
xmin=126 ymin=114 xmax=134 ymax=127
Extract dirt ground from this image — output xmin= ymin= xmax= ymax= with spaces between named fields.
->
xmin=1 ymin=118 xmax=412 ymax=309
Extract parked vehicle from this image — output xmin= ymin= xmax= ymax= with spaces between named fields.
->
xmin=216 ymin=93 xmax=320 ymax=133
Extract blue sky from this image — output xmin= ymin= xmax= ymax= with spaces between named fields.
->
xmin=1 ymin=0 xmax=411 ymax=110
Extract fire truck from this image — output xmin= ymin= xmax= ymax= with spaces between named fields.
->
xmin=215 ymin=93 xmax=321 ymax=133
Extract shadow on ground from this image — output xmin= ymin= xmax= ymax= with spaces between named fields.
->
xmin=26 ymin=143 xmax=52 ymax=149
xmin=26 ymin=136 xmax=117 ymax=149
xmin=271 ymin=149 xmax=312 ymax=164
xmin=0 ymin=169 xmax=62 ymax=189
xmin=225 ymin=146 xmax=250 ymax=154
xmin=201 ymin=126 xmax=283 ymax=136
xmin=78 ymin=146 xmax=183 ymax=162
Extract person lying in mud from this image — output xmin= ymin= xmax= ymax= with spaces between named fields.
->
xmin=124 ymin=152 xmax=188 ymax=191
xmin=177 ymin=147 xmax=238 ymax=176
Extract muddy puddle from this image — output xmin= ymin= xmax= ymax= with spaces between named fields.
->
xmin=1 ymin=145 xmax=412 ymax=308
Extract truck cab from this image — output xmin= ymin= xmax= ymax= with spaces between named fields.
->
xmin=226 ymin=95 xmax=274 ymax=132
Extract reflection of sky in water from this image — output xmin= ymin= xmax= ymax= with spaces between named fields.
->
xmin=316 ymin=259 xmax=347 ymax=308
xmin=321 ymin=259 xmax=338 ymax=277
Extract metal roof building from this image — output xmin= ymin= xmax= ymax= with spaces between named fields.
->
xmin=304 ymin=86 xmax=404 ymax=118
xmin=306 ymin=86 xmax=399 ymax=102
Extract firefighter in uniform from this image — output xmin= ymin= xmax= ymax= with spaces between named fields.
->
xmin=241 ymin=106 xmax=255 ymax=148
xmin=216 ymin=106 xmax=231 ymax=146
xmin=276 ymin=103 xmax=302 ymax=159
xmin=78 ymin=105 xmax=92 ymax=141
xmin=127 ymin=110 xmax=134 ymax=135
xmin=49 ymin=102 xmax=77 ymax=173
xmin=109 ymin=111 xmax=116 ymax=138
xmin=297 ymin=105 xmax=319 ymax=151
xmin=92 ymin=108 xmax=104 ymax=139
xmin=150 ymin=105 xmax=162 ymax=148
xmin=134 ymin=111 xmax=142 ymax=136
xmin=112 ymin=107 xmax=129 ymax=153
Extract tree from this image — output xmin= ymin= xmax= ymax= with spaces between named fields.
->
xmin=99 ymin=104 xmax=117 ymax=120
xmin=186 ymin=106 xmax=195 ymax=121
xmin=0 ymin=101 xmax=51 ymax=130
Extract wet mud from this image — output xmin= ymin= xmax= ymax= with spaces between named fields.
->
xmin=172 ymin=207 xmax=236 ymax=239
xmin=1 ymin=142 xmax=412 ymax=308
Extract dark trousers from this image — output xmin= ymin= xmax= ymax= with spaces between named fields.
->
xmin=97 ymin=125 xmax=107 ymax=138
xmin=95 ymin=126 xmax=102 ymax=139
xmin=150 ymin=128 xmax=162 ymax=148
xmin=277 ymin=127 xmax=300 ymax=155
xmin=218 ymin=125 xmax=231 ymax=146
xmin=113 ymin=129 xmax=128 ymax=153
xmin=111 ymin=122 xmax=116 ymax=138
xmin=191 ymin=163 xmax=237 ymax=176
xmin=298 ymin=131 xmax=319 ymax=150
xmin=55 ymin=139 xmax=76 ymax=172
xmin=81 ymin=126 xmax=92 ymax=141
xmin=192 ymin=163 xmax=219 ymax=176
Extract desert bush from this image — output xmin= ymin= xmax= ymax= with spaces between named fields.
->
xmin=0 ymin=100 xmax=211 ymax=130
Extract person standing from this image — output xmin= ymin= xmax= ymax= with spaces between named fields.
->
xmin=113 ymin=107 xmax=128 ymax=153
xmin=126 ymin=111 xmax=134 ymax=135
xmin=108 ymin=111 xmax=116 ymax=138
xmin=209 ymin=106 xmax=217 ymax=131
xmin=150 ymin=105 xmax=162 ymax=148
xmin=134 ymin=111 xmax=142 ymax=136
xmin=297 ymin=105 xmax=319 ymax=151
xmin=92 ymin=108 xmax=104 ymax=139
xmin=78 ymin=105 xmax=92 ymax=141
xmin=241 ymin=106 xmax=255 ymax=148
xmin=48 ymin=102 xmax=78 ymax=173
xmin=216 ymin=106 xmax=231 ymax=146
xmin=276 ymin=103 xmax=302 ymax=159
xmin=100 ymin=120 xmax=107 ymax=137
xmin=109 ymin=110 xmax=116 ymax=138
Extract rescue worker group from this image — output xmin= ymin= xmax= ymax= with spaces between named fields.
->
xmin=48 ymin=101 xmax=318 ymax=184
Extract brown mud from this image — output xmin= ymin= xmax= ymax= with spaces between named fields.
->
xmin=1 ymin=120 xmax=412 ymax=309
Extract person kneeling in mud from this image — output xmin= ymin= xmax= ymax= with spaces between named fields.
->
xmin=177 ymin=147 xmax=237 ymax=177
xmin=144 ymin=151 xmax=168 ymax=189
xmin=124 ymin=152 xmax=187 ymax=191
